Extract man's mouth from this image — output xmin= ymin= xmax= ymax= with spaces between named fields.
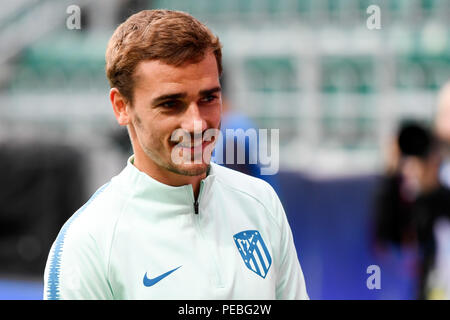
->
xmin=178 ymin=139 xmax=214 ymax=152
xmin=178 ymin=140 xmax=204 ymax=148
xmin=171 ymin=135 xmax=216 ymax=152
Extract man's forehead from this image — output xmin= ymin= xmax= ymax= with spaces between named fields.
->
xmin=135 ymin=59 xmax=178 ymax=79
xmin=134 ymin=53 xmax=219 ymax=84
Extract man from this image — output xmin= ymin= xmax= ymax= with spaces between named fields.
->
xmin=427 ymin=81 xmax=450 ymax=299
xmin=43 ymin=9 xmax=308 ymax=300
xmin=435 ymin=81 xmax=450 ymax=188
xmin=374 ymin=82 xmax=450 ymax=299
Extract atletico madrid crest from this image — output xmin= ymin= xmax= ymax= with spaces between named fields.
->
xmin=233 ymin=230 xmax=272 ymax=279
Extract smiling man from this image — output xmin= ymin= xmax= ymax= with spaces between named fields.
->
xmin=43 ymin=9 xmax=308 ymax=300
xmin=112 ymin=50 xmax=222 ymax=197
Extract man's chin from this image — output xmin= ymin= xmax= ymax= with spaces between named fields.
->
xmin=166 ymin=162 xmax=210 ymax=177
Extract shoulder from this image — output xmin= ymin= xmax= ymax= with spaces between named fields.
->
xmin=45 ymin=182 xmax=119 ymax=300
xmin=55 ymin=178 xmax=127 ymax=256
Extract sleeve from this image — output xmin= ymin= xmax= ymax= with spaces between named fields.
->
xmin=43 ymin=215 xmax=113 ymax=300
xmin=270 ymin=188 xmax=309 ymax=300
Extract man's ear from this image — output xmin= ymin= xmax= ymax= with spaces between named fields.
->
xmin=110 ymin=88 xmax=131 ymax=126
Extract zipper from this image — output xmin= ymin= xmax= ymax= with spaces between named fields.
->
xmin=189 ymin=180 xmax=224 ymax=288
xmin=193 ymin=179 xmax=204 ymax=214
xmin=191 ymin=166 xmax=212 ymax=214
xmin=194 ymin=200 xmax=199 ymax=214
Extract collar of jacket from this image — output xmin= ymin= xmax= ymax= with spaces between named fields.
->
xmin=120 ymin=155 xmax=217 ymax=210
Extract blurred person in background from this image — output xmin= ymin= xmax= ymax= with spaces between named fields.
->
xmin=434 ymin=81 xmax=450 ymax=188
xmin=428 ymin=81 xmax=450 ymax=299
xmin=373 ymin=112 xmax=450 ymax=298
xmin=213 ymin=72 xmax=281 ymax=193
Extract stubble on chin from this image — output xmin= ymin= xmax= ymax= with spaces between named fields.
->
xmin=165 ymin=163 xmax=210 ymax=177
xmin=142 ymin=143 xmax=210 ymax=177
xmin=135 ymin=120 xmax=214 ymax=178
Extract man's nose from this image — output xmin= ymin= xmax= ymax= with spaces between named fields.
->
xmin=180 ymin=102 xmax=207 ymax=134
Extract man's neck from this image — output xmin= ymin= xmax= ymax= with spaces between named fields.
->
xmin=132 ymin=155 xmax=206 ymax=200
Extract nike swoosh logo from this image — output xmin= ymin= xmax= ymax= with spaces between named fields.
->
xmin=143 ymin=265 xmax=182 ymax=287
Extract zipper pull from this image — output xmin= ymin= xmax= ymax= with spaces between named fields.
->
xmin=194 ymin=201 xmax=199 ymax=214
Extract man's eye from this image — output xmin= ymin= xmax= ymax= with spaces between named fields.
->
xmin=160 ymin=100 xmax=180 ymax=108
xmin=201 ymin=95 xmax=218 ymax=103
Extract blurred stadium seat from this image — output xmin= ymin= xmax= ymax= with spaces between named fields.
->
xmin=0 ymin=143 xmax=86 ymax=275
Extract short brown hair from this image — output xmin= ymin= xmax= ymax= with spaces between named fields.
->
xmin=105 ymin=9 xmax=222 ymax=104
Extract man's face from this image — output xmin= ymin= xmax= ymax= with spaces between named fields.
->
xmin=127 ymin=52 xmax=222 ymax=177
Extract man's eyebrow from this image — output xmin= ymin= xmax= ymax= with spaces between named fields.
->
xmin=151 ymin=87 xmax=221 ymax=105
xmin=152 ymin=92 xmax=187 ymax=105
xmin=199 ymin=86 xmax=221 ymax=96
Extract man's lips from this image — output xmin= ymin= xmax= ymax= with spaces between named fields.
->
xmin=171 ymin=136 xmax=216 ymax=153
xmin=178 ymin=140 xmax=213 ymax=152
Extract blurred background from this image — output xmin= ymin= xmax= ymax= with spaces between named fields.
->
xmin=0 ymin=0 xmax=449 ymax=299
